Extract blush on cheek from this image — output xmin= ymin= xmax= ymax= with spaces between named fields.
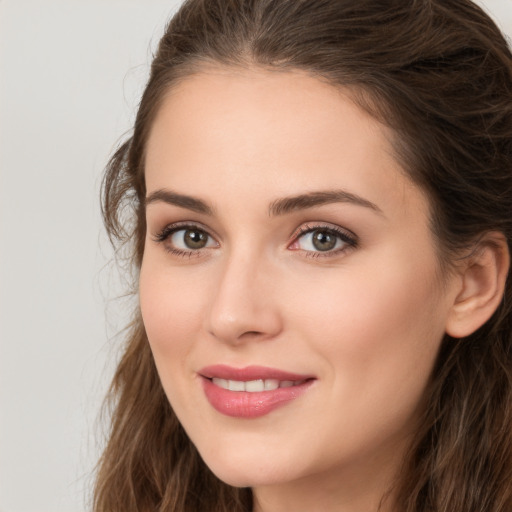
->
xmin=296 ymin=256 xmax=444 ymax=388
xmin=140 ymin=264 xmax=185 ymax=323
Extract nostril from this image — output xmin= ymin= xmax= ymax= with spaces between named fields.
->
xmin=239 ymin=330 xmax=265 ymax=340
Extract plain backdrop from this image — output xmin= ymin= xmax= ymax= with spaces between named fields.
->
xmin=0 ymin=1 xmax=511 ymax=511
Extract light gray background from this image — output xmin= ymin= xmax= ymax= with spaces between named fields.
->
xmin=1 ymin=1 xmax=511 ymax=511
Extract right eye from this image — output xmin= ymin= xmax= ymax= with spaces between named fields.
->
xmin=170 ymin=227 xmax=215 ymax=250
xmin=154 ymin=224 xmax=219 ymax=255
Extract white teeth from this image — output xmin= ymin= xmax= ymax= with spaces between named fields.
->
xmin=211 ymin=378 xmax=302 ymax=392
xmin=228 ymin=380 xmax=245 ymax=392
xmin=245 ymin=379 xmax=265 ymax=392
xmin=213 ymin=378 xmax=228 ymax=389
xmin=264 ymin=379 xmax=279 ymax=390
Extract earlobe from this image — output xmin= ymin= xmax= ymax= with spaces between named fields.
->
xmin=445 ymin=233 xmax=510 ymax=339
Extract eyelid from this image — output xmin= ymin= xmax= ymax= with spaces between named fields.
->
xmin=152 ymin=220 xmax=218 ymax=241
xmin=152 ymin=221 xmax=219 ymax=256
xmin=289 ymin=221 xmax=357 ymax=240
xmin=288 ymin=222 xmax=358 ymax=256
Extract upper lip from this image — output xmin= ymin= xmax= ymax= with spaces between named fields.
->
xmin=199 ymin=364 xmax=315 ymax=381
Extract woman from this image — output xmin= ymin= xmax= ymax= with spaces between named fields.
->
xmin=95 ymin=0 xmax=512 ymax=510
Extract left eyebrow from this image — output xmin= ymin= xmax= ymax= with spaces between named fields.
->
xmin=268 ymin=190 xmax=384 ymax=217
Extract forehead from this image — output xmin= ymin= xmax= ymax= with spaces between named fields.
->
xmin=144 ymin=66 xmax=428 ymax=222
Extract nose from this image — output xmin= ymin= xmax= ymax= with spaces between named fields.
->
xmin=205 ymin=252 xmax=283 ymax=345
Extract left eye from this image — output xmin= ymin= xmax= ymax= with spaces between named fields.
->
xmin=292 ymin=228 xmax=352 ymax=253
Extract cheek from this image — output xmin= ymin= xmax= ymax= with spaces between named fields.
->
xmin=139 ymin=260 xmax=208 ymax=365
xmin=285 ymin=250 xmax=446 ymax=419
xmin=287 ymin=261 xmax=442 ymax=351
xmin=139 ymin=258 xmax=215 ymax=422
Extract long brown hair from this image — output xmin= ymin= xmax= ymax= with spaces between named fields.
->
xmin=95 ymin=1 xmax=512 ymax=510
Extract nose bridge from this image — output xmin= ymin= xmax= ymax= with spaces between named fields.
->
xmin=206 ymin=246 xmax=281 ymax=344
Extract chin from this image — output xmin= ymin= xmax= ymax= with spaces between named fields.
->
xmin=209 ymin=467 xmax=287 ymax=489
xmin=199 ymin=447 xmax=297 ymax=488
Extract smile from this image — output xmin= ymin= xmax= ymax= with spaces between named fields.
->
xmin=211 ymin=378 xmax=307 ymax=392
xmin=199 ymin=365 xmax=316 ymax=418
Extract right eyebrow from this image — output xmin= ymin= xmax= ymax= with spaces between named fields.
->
xmin=145 ymin=189 xmax=214 ymax=215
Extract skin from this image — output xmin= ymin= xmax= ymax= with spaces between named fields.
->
xmin=140 ymin=67 xmax=464 ymax=512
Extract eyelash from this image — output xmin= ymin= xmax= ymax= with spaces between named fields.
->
xmin=152 ymin=222 xmax=358 ymax=259
xmin=152 ymin=222 xmax=215 ymax=258
xmin=290 ymin=223 xmax=358 ymax=258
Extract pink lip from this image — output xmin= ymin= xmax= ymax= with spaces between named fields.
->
xmin=199 ymin=365 xmax=316 ymax=418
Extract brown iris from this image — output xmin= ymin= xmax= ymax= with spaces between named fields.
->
xmin=184 ymin=229 xmax=209 ymax=249
xmin=312 ymin=230 xmax=337 ymax=251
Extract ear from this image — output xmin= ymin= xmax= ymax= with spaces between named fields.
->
xmin=445 ymin=232 xmax=510 ymax=339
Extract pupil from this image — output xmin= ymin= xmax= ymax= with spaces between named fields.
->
xmin=312 ymin=230 xmax=336 ymax=251
xmin=184 ymin=229 xmax=207 ymax=249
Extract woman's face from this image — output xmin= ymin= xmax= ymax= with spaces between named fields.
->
xmin=140 ymin=67 xmax=460 ymax=501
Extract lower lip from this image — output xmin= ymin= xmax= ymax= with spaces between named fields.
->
xmin=201 ymin=377 xmax=314 ymax=418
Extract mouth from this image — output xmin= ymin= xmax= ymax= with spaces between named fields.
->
xmin=209 ymin=377 xmax=309 ymax=392
xmin=199 ymin=365 xmax=316 ymax=418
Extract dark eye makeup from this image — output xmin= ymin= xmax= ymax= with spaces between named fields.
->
xmin=288 ymin=223 xmax=358 ymax=258
xmin=152 ymin=222 xmax=217 ymax=258
xmin=152 ymin=221 xmax=358 ymax=259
